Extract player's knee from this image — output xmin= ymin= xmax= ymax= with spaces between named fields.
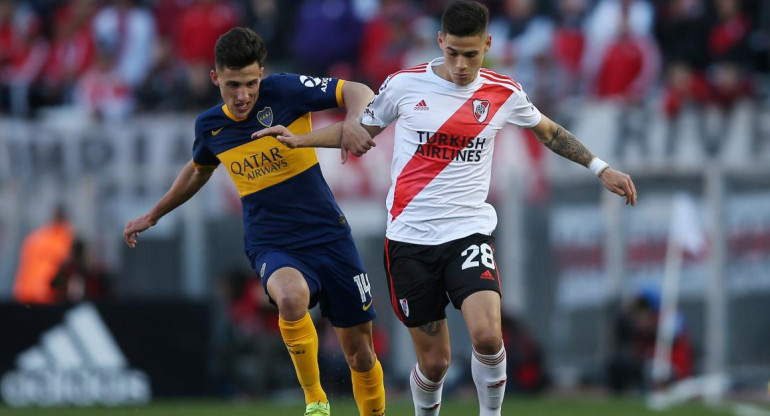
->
xmin=344 ymin=345 xmax=376 ymax=372
xmin=470 ymin=329 xmax=503 ymax=355
xmin=420 ymin=356 xmax=450 ymax=382
xmin=274 ymin=292 xmax=309 ymax=318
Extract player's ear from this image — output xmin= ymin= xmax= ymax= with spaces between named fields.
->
xmin=485 ymin=34 xmax=491 ymax=53
xmin=437 ymin=31 xmax=444 ymax=49
xmin=210 ymin=69 xmax=220 ymax=86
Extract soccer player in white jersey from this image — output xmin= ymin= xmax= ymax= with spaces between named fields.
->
xmin=255 ymin=1 xmax=637 ymax=415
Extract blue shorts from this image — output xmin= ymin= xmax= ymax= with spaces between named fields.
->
xmin=248 ymin=235 xmax=376 ymax=328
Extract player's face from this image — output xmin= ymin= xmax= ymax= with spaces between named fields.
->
xmin=438 ymin=31 xmax=490 ymax=86
xmin=211 ymin=63 xmax=263 ymax=119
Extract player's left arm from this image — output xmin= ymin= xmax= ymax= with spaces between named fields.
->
xmin=529 ymin=114 xmax=637 ymax=206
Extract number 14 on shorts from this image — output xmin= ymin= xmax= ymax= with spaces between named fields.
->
xmin=354 ymin=273 xmax=372 ymax=307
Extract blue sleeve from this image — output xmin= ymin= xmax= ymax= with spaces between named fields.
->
xmin=276 ymin=73 xmax=343 ymax=113
xmin=192 ymin=117 xmax=220 ymax=166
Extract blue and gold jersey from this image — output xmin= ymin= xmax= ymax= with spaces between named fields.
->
xmin=192 ymin=73 xmax=350 ymax=253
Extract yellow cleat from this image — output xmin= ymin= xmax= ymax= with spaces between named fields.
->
xmin=304 ymin=401 xmax=330 ymax=416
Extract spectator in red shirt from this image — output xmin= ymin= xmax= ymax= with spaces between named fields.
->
xmin=40 ymin=0 xmax=97 ymax=106
xmin=358 ymin=0 xmax=420 ymax=87
xmin=709 ymin=0 xmax=752 ymax=64
xmin=175 ymin=0 xmax=240 ymax=67
xmin=592 ymin=3 xmax=660 ymax=102
xmin=0 ymin=0 xmax=49 ymax=116
xmin=662 ymin=60 xmax=712 ymax=118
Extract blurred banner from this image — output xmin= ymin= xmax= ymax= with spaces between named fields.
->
xmin=551 ymin=191 xmax=770 ymax=312
xmin=0 ymin=301 xmax=210 ymax=407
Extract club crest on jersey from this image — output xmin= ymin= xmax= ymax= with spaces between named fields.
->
xmin=400 ymin=298 xmax=409 ymax=317
xmin=473 ymin=99 xmax=490 ymax=123
xmin=257 ymin=107 xmax=273 ymax=127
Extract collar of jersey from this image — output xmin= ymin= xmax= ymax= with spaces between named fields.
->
xmin=222 ymin=104 xmax=248 ymax=122
xmin=429 ymin=57 xmax=482 ymax=90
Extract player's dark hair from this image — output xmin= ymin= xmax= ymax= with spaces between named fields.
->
xmin=441 ymin=0 xmax=489 ymax=37
xmin=215 ymin=27 xmax=267 ymax=69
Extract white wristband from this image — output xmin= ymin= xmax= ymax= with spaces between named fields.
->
xmin=588 ymin=157 xmax=610 ymax=177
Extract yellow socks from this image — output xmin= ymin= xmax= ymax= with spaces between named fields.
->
xmin=279 ymin=313 xmax=327 ymax=405
xmin=351 ymin=359 xmax=386 ymax=416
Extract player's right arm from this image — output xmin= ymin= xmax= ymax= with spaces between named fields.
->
xmin=253 ymin=72 xmax=396 ymax=153
xmin=123 ymin=160 xmax=215 ymax=247
xmin=252 ymin=123 xmax=384 ymax=153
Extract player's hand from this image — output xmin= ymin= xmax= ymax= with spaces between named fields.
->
xmin=599 ymin=168 xmax=637 ymax=206
xmin=340 ymin=118 xmax=376 ymax=163
xmin=251 ymin=125 xmax=300 ymax=148
xmin=123 ymin=215 xmax=156 ymax=248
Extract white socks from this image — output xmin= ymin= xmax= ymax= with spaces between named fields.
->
xmin=410 ymin=364 xmax=444 ymax=416
xmin=471 ymin=346 xmax=507 ymax=416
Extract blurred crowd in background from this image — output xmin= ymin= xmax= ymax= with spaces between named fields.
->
xmin=0 ymin=0 xmax=769 ymax=121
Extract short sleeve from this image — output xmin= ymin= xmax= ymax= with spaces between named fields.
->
xmin=361 ymin=76 xmax=398 ymax=127
xmin=277 ymin=73 xmax=342 ymax=113
xmin=505 ymin=90 xmax=542 ymax=128
xmin=192 ymin=118 xmax=220 ymax=166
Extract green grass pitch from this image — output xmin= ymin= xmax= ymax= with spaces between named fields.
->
xmin=0 ymin=396 xmax=747 ymax=416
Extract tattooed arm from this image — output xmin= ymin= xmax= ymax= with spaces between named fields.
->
xmin=530 ymin=115 xmax=638 ymax=206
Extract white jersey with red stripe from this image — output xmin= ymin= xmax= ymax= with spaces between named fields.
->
xmin=362 ymin=57 xmax=542 ymax=245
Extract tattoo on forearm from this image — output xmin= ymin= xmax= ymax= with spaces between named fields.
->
xmin=418 ymin=321 xmax=442 ymax=336
xmin=546 ymin=126 xmax=595 ymax=167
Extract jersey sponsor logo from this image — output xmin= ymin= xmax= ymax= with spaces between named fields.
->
xmin=399 ymin=298 xmax=409 ymax=317
xmin=257 ymin=107 xmax=273 ymax=127
xmin=299 ymin=75 xmax=332 ymax=92
xmin=0 ymin=303 xmax=151 ymax=407
xmin=260 ymin=262 xmax=266 ymax=278
xmin=415 ymin=131 xmax=486 ymax=163
xmin=480 ymin=270 xmax=495 ymax=280
xmin=473 ymin=99 xmax=490 ymax=123
xmin=362 ymin=300 xmax=373 ymax=311
xmin=390 ymin=84 xmax=514 ymax=220
xmin=299 ymin=75 xmax=322 ymax=87
xmin=228 ymin=148 xmax=288 ymax=180
xmin=414 ymin=99 xmax=429 ymax=111
xmin=211 ymin=127 xmax=224 ymax=136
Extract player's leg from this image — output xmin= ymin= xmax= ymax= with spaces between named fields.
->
xmin=265 ymin=266 xmax=328 ymax=410
xmin=333 ymin=322 xmax=385 ymax=416
xmin=407 ymin=320 xmax=451 ymax=416
xmin=311 ymin=234 xmax=384 ymax=416
xmin=445 ymin=234 xmax=506 ymax=416
xmin=462 ymin=291 xmax=506 ymax=416
xmin=384 ymin=238 xmax=451 ymax=416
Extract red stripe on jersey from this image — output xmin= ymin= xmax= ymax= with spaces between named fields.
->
xmin=389 ymin=64 xmax=428 ymax=78
xmin=389 ymin=83 xmax=515 ymax=220
xmin=480 ymin=71 xmax=521 ymax=90
xmin=480 ymin=69 xmax=521 ymax=87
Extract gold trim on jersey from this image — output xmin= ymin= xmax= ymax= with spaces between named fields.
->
xmin=222 ymin=104 xmax=247 ymax=122
xmin=336 ymin=79 xmax=345 ymax=107
xmin=217 ymin=114 xmax=318 ymax=197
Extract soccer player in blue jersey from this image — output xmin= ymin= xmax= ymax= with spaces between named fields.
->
xmin=123 ymin=27 xmax=385 ymax=416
